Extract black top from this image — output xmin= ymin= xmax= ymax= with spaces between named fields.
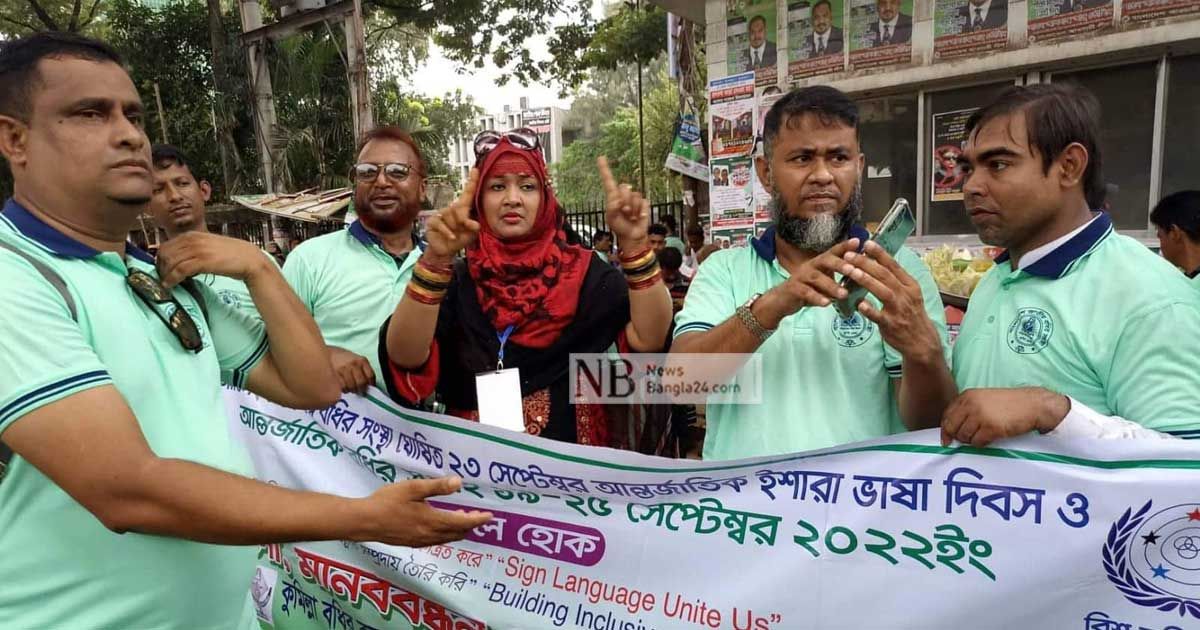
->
xmin=381 ymin=254 xmax=631 ymax=443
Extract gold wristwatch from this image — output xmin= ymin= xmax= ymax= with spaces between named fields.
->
xmin=735 ymin=292 xmax=775 ymax=342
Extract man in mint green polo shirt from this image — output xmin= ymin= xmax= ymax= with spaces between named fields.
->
xmin=148 ymin=143 xmax=270 ymax=315
xmin=944 ymin=84 xmax=1200 ymax=445
xmin=284 ymin=126 xmax=427 ymax=394
xmin=0 ymin=32 xmax=489 ymax=630
xmin=672 ymin=86 xmax=956 ymax=460
xmin=1151 ymin=190 xmax=1200 ymax=290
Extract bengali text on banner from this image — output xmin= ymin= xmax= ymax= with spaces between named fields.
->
xmin=226 ymin=388 xmax=1200 ymax=630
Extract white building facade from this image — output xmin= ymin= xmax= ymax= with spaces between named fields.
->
xmin=447 ymin=98 xmax=570 ymax=185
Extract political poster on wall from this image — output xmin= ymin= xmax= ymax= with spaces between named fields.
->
xmin=1122 ymin=0 xmax=1200 ymax=24
xmin=710 ymin=157 xmax=757 ymax=247
xmin=753 ymin=89 xmax=784 ymax=236
xmin=934 ymin=0 xmax=1010 ymax=61
xmin=1028 ymin=0 xmax=1113 ymax=43
xmin=787 ymin=0 xmax=847 ymax=80
xmin=930 ymin=108 xmax=977 ymax=202
xmin=665 ymin=110 xmax=709 ymax=181
xmin=848 ymin=0 xmax=915 ymax=70
xmin=727 ymin=0 xmax=782 ymax=87
xmin=709 ymin=72 xmax=757 ymax=160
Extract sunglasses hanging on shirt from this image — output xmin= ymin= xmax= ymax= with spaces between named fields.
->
xmin=126 ymin=265 xmax=204 ymax=353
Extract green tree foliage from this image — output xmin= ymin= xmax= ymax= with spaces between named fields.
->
xmin=0 ymin=0 xmax=680 ymax=203
xmin=553 ymin=62 xmax=680 ymax=209
xmin=367 ymin=0 xmax=595 ymax=88
xmin=373 ymin=85 xmax=480 ymax=187
xmin=103 ymin=0 xmax=259 ymax=197
xmin=546 ymin=2 xmax=668 ymax=94
xmin=0 ymin=0 xmax=103 ymax=35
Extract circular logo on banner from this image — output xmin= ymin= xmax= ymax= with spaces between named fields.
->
xmin=832 ymin=313 xmax=874 ymax=348
xmin=1104 ymin=501 xmax=1200 ymax=619
xmin=1007 ymin=308 xmax=1054 ymax=354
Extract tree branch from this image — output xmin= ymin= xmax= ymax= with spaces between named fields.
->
xmin=0 ymin=11 xmax=41 ymax=32
xmin=67 ymin=0 xmax=83 ymax=31
xmin=79 ymin=0 xmax=102 ymax=28
xmin=24 ymin=0 xmax=61 ymax=30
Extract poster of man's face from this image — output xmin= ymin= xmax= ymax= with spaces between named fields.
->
xmin=870 ymin=0 xmax=912 ymax=46
xmin=750 ymin=16 xmax=768 ymax=48
xmin=877 ymin=0 xmax=900 ymax=22
xmin=813 ymin=1 xmax=834 ymax=34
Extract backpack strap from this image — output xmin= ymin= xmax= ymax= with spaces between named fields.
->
xmin=0 ymin=243 xmax=211 ymax=479
xmin=0 ymin=240 xmax=78 ymax=479
xmin=0 ymin=239 xmax=77 ymax=321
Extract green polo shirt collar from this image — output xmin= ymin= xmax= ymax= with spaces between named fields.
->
xmin=749 ymin=223 xmax=871 ymax=265
xmin=3 ymin=198 xmax=155 ymax=265
xmin=993 ymin=212 xmax=1113 ymax=280
xmin=348 ymin=219 xmax=424 ymax=263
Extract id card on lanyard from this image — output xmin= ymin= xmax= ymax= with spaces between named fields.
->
xmin=475 ymin=324 xmax=525 ymax=432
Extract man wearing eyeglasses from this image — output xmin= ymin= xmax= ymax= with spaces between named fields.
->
xmin=283 ymin=126 xmax=428 ymax=395
xmin=0 ymin=33 xmax=491 ymax=629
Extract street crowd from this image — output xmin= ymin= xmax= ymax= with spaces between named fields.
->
xmin=1 ymin=30 xmax=1198 ymax=628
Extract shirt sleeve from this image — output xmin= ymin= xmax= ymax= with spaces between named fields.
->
xmin=0 ymin=251 xmax=113 ymax=434
xmin=673 ymin=249 xmax=737 ymax=339
xmin=281 ymin=250 xmax=315 ymax=314
xmin=882 ymin=247 xmax=951 ymax=377
xmin=1102 ymin=302 xmax=1200 ymax=437
xmin=191 ymin=282 xmax=268 ymax=389
xmin=1049 ymin=397 xmax=1176 ymax=440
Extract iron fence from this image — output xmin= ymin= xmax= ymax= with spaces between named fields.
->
xmin=563 ymin=200 xmax=685 ymax=247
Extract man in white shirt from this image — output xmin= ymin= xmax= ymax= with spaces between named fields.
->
xmin=871 ymin=0 xmax=913 ymax=45
xmin=959 ymin=0 xmax=1007 ymax=31
xmin=809 ymin=0 xmax=844 ymax=56
xmin=747 ymin=15 xmax=778 ymax=69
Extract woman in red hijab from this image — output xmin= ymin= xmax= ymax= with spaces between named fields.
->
xmin=380 ymin=129 xmax=672 ymax=446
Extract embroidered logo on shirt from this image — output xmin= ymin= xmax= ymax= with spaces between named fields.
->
xmin=1007 ymin=308 xmax=1054 ymax=354
xmin=217 ymin=289 xmax=240 ymax=309
xmin=831 ymin=313 xmax=875 ymax=348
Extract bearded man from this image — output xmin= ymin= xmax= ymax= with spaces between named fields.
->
xmin=284 ymin=126 xmax=429 ymax=394
xmin=671 ymin=86 xmax=955 ymax=460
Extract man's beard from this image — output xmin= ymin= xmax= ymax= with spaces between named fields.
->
xmin=772 ymin=185 xmax=863 ymax=252
xmin=355 ymin=191 xmax=421 ymax=234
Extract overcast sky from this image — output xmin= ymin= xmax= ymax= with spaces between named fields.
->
xmin=406 ymin=1 xmax=608 ymax=113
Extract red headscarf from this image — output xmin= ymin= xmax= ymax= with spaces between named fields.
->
xmin=467 ymin=139 xmax=591 ymax=349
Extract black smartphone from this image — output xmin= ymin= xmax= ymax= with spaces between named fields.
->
xmin=835 ymin=198 xmax=916 ymax=319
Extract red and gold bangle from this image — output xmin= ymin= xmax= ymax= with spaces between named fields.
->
xmin=620 ymin=245 xmax=661 ymax=290
xmin=414 ymin=258 xmax=453 ymax=284
xmin=627 ymin=269 xmax=662 ymax=291
xmin=406 ymin=282 xmax=446 ymax=305
xmin=407 ymin=258 xmax=453 ymax=304
xmin=619 ymin=247 xmax=656 ymax=271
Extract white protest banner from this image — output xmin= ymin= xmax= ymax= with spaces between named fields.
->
xmin=227 ymin=389 xmax=1200 ymax=630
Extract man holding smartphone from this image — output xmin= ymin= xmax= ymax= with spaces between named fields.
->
xmin=671 ymin=86 xmax=955 ymax=460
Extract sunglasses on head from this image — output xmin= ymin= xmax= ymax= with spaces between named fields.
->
xmin=126 ymin=267 xmax=204 ymax=352
xmin=352 ymin=162 xmax=414 ymax=184
xmin=473 ymin=128 xmax=541 ymax=162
